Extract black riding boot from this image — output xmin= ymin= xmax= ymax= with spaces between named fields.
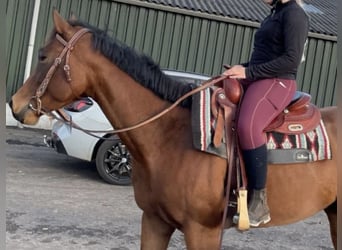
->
xmin=242 ymin=144 xmax=271 ymax=227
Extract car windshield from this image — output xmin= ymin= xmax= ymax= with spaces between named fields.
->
xmin=164 ymin=70 xmax=209 ymax=85
xmin=172 ymin=76 xmax=204 ymax=85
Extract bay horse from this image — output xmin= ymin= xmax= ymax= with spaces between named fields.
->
xmin=10 ymin=11 xmax=337 ymax=249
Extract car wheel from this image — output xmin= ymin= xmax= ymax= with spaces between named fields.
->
xmin=95 ymin=136 xmax=132 ymax=185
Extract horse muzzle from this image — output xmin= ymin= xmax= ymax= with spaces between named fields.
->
xmin=9 ymin=99 xmax=39 ymax=125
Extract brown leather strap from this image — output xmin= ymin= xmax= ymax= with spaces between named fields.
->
xmin=51 ymin=75 xmax=229 ymax=136
xmin=213 ymin=108 xmax=224 ymax=147
xmin=233 ymin=93 xmax=248 ymax=190
xmin=31 ymin=28 xmax=90 ymax=115
xmin=36 ymin=28 xmax=89 ymax=97
xmin=237 ymin=144 xmax=248 ymax=189
xmin=214 ymin=89 xmax=237 ymax=249
xmin=211 ymin=88 xmax=226 ymax=147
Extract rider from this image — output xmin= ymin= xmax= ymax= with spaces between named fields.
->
xmin=223 ymin=0 xmax=309 ymax=227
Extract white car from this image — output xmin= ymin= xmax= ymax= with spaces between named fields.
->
xmin=44 ymin=70 xmax=210 ymax=185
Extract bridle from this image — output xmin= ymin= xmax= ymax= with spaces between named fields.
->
xmin=29 ymin=28 xmax=90 ymax=115
xmin=28 ymin=26 xmax=227 ymax=137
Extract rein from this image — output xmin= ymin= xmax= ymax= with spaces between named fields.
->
xmin=46 ymin=75 xmax=228 ymax=138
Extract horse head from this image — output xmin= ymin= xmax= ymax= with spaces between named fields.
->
xmin=10 ymin=10 xmax=92 ymax=125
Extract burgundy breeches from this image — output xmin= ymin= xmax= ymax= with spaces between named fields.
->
xmin=237 ymin=78 xmax=296 ymax=150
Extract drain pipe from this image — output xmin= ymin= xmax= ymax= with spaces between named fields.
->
xmin=24 ymin=0 xmax=41 ymax=81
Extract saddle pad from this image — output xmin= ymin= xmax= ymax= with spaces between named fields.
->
xmin=191 ymin=88 xmax=227 ymax=158
xmin=266 ymin=119 xmax=331 ymax=161
xmin=191 ymin=89 xmax=332 ymax=162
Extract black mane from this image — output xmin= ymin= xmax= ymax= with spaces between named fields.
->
xmin=69 ymin=20 xmax=194 ymax=107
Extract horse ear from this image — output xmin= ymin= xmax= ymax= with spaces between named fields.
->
xmin=53 ymin=9 xmax=72 ymax=35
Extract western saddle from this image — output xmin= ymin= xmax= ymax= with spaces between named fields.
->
xmin=213 ymin=78 xmax=321 ymax=135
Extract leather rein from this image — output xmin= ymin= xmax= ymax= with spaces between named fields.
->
xmin=31 ymin=27 xmax=228 ymax=138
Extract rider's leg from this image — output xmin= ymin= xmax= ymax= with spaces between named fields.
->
xmin=237 ymin=78 xmax=296 ymax=226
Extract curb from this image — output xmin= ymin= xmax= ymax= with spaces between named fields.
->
xmin=6 ymin=103 xmax=54 ymax=130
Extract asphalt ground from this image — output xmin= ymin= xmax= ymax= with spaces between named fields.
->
xmin=6 ymin=126 xmax=334 ymax=249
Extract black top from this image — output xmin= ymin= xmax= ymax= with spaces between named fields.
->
xmin=245 ymin=0 xmax=309 ymax=80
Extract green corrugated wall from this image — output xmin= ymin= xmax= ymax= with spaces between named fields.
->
xmin=6 ymin=0 xmax=337 ymax=107
xmin=6 ymin=0 xmax=35 ymax=101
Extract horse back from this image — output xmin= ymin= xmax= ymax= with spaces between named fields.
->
xmin=264 ymin=106 xmax=337 ymax=227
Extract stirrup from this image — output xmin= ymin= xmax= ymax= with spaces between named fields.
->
xmin=237 ymin=189 xmax=249 ymax=230
xmin=232 ymin=189 xmax=250 ymax=231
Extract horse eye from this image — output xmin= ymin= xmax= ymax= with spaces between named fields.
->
xmin=38 ymin=49 xmax=47 ymax=62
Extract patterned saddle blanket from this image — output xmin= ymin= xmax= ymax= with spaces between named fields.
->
xmin=191 ymin=88 xmax=332 ymax=163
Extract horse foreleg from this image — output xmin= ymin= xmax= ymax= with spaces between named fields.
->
xmin=183 ymin=222 xmax=222 ymax=250
xmin=140 ymin=212 xmax=175 ymax=250
xmin=324 ymin=200 xmax=337 ymax=249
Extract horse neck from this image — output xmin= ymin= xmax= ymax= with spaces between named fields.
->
xmin=87 ymin=60 xmax=191 ymax=162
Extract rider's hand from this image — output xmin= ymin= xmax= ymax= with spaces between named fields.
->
xmin=222 ymin=65 xmax=246 ymax=79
